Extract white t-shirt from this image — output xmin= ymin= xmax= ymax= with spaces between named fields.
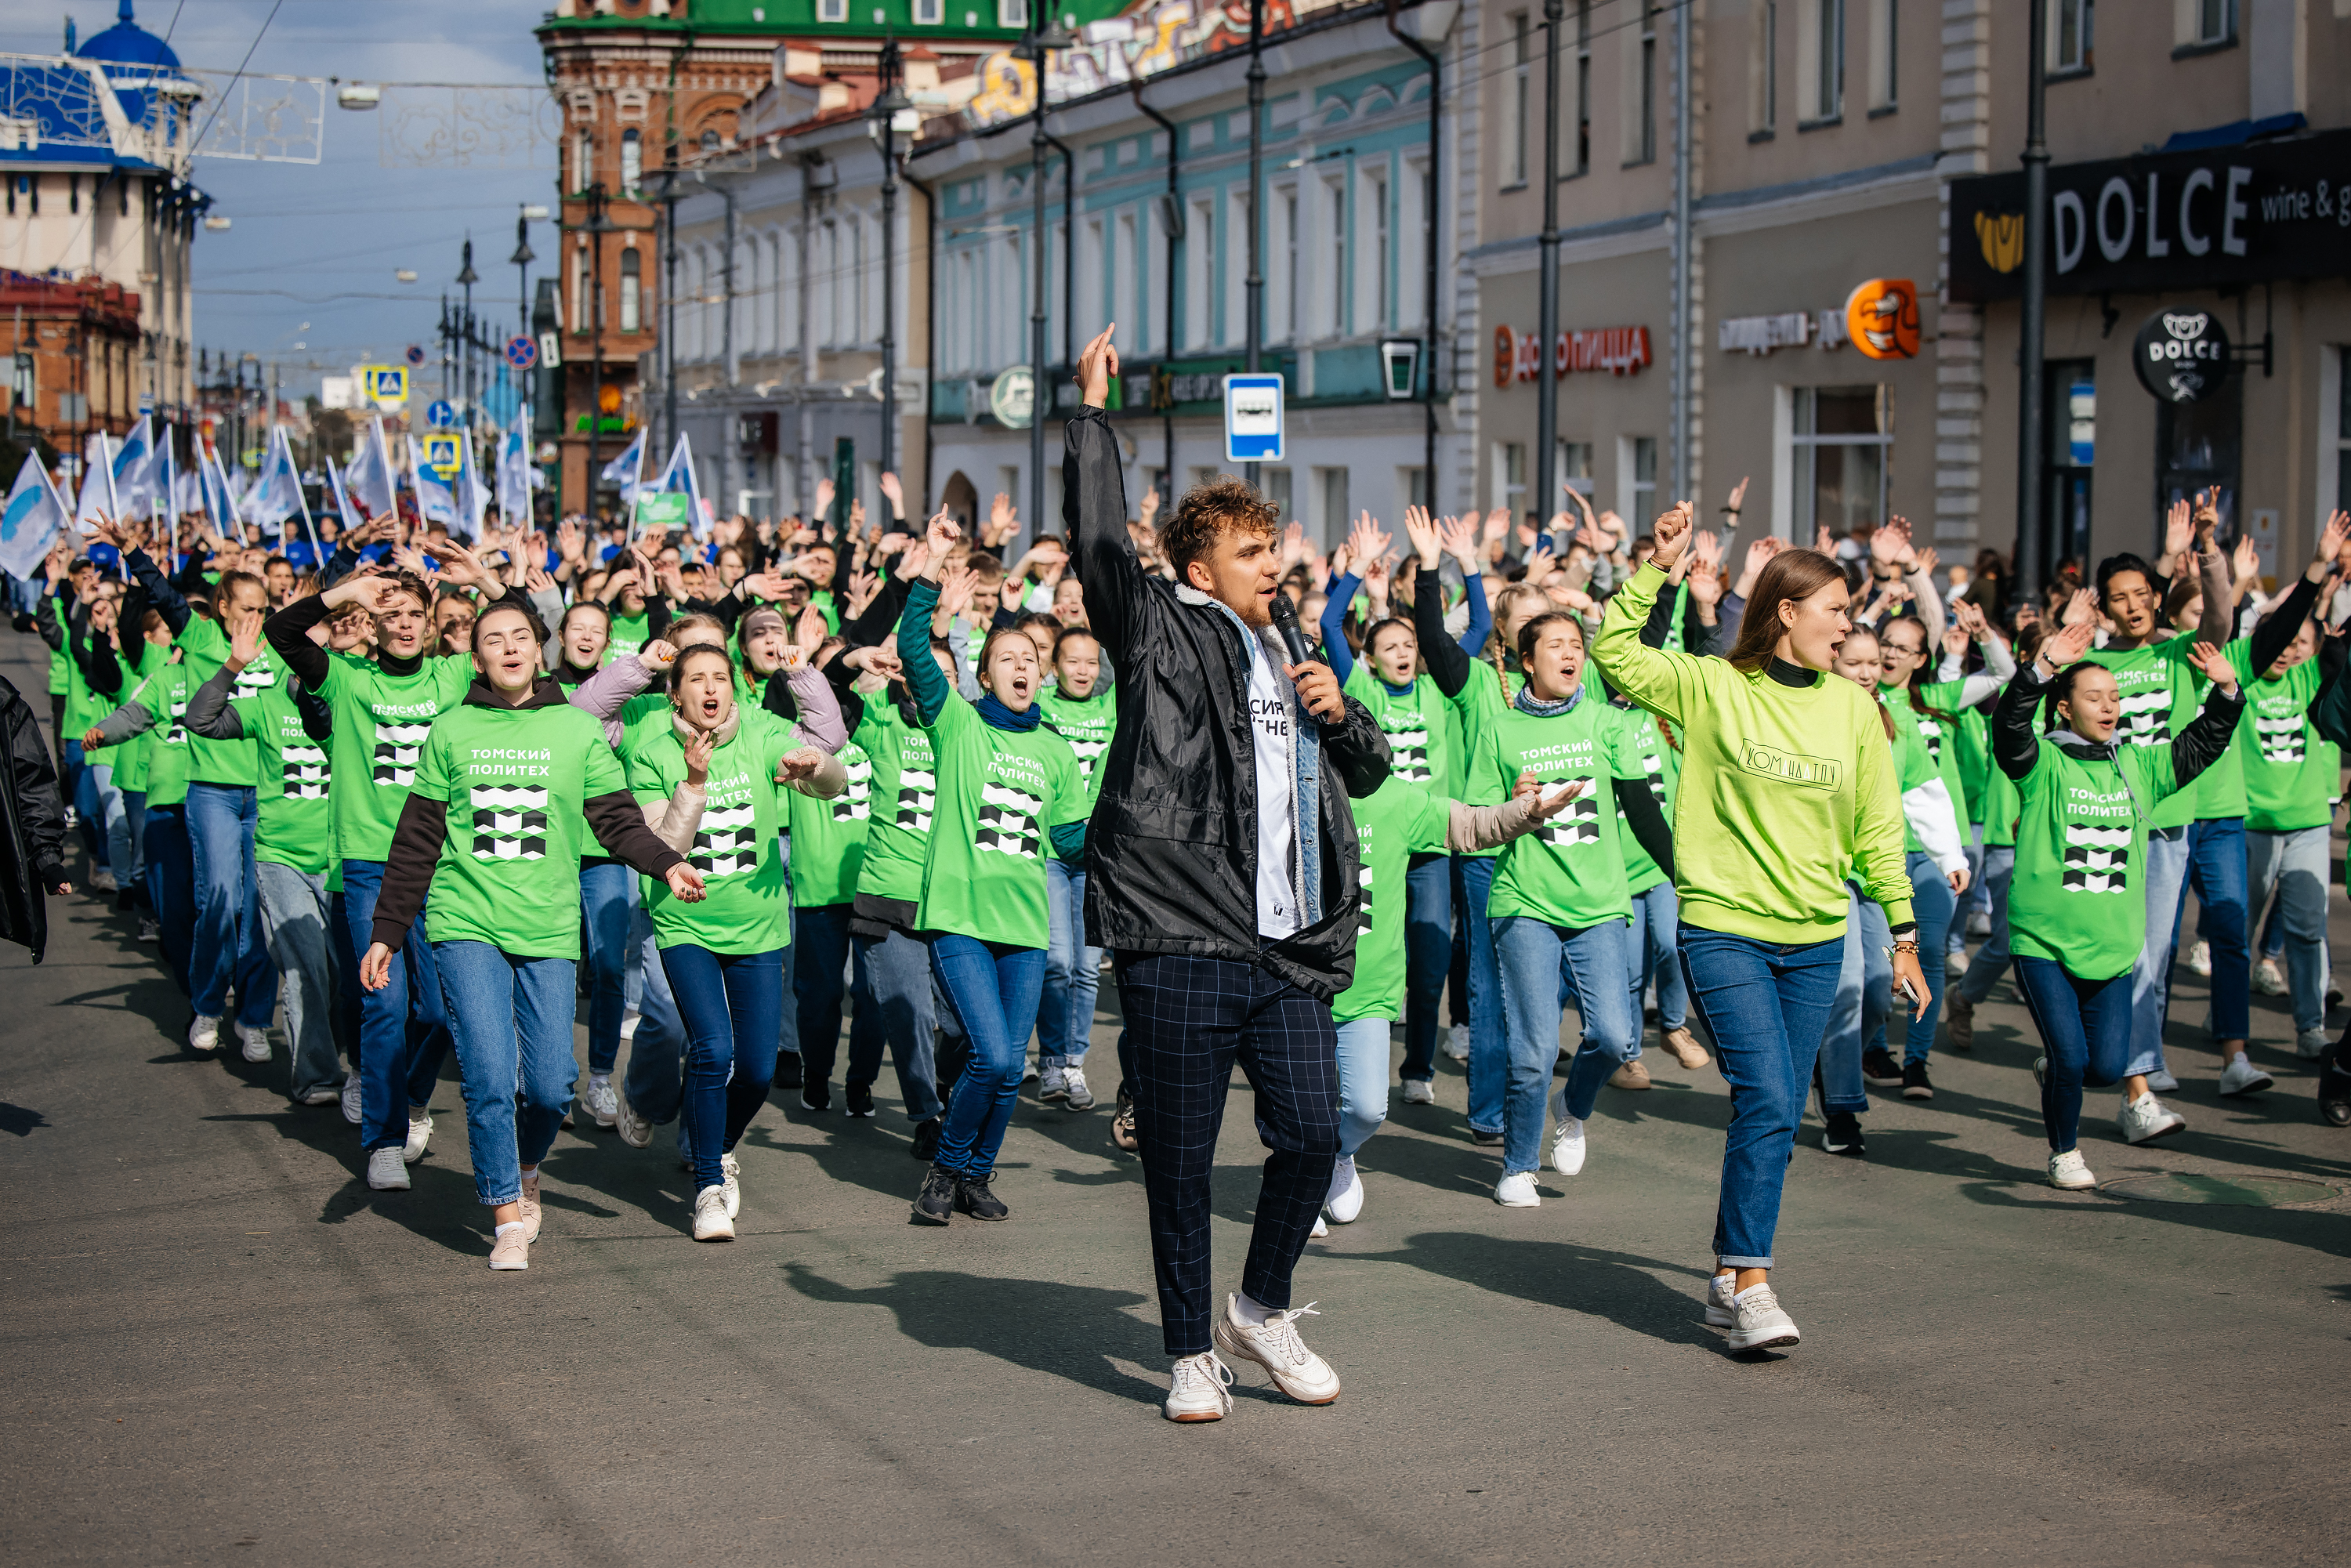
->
xmin=1247 ymin=632 xmax=1301 ymax=940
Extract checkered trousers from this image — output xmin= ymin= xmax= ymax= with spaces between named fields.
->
xmin=1116 ymin=951 xmax=1342 ymax=1357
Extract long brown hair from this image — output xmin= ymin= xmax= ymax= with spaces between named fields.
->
xmin=1726 ymin=549 xmax=1848 ymax=675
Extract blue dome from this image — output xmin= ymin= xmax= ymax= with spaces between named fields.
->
xmin=77 ymin=3 xmax=182 ymax=71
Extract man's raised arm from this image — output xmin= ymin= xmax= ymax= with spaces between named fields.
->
xmin=1064 ymin=325 xmax=1145 ymax=668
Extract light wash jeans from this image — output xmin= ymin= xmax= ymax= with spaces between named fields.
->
xmin=1455 ymin=856 xmax=1505 ymax=1137
xmin=2129 ymin=827 xmax=2190 ymax=1080
xmin=1627 ymin=878 xmax=1689 ymax=1031
xmin=1038 ymin=856 xmax=1100 ymax=1070
xmin=1333 ymin=1016 xmax=1392 ymax=1156
xmin=85 ymin=759 xmax=133 ymax=890
xmin=2248 ymin=825 xmax=2332 ymax=1037
xmin=1951 ymin=822 xmax=1989 ymax=953
xmin=1491 ymin=914 xmax=1637 ymax=1178
xmin=187 ymin=782 xmax=277 ymax=1027
xmin=1817 ymin=886 xmax=1892 ymax=1116
xmin=433 ymin=940 xmax=577 ymax=1208
xmin=253 ymin=860 xmax=345 ymax=1102
xmin=619 ymin=900 xmax=690 ymax=1126
xmin=1955 ymin=846 xmax=2017 ymax=1005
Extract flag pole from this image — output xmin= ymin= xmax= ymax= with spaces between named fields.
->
xmin=285 ymin=429 xmax=323 ymax=570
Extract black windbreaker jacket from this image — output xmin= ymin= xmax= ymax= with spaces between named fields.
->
xmin=1063 ymin=406 xmax=1389 ymax=1001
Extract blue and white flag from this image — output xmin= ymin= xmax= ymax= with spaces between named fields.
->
xmin=75 ymin=431 xmax=118 ymax=527
xmin=600 ymin=425 xmax=647 ymax=505
xmin=0 ymin=453 xmax=72 ymax=581
xmin=198 ymin=444 xmax=237 ymax=531
xmin=110 ymin=416 xmax=158 ymax=518
xmin=650 ymin=433 xmax=708 ymax=539
xmin=343 ymin=415 xmax=397 ymax=521
xmin=494 ymin=403 xmax=534 ymax=524
xmin=408 ymin=435 xmax=459 ymax=530
xmin=156 ymin=431 xmax=179 ymax=529
xmin=327 ymin=458 xmax=366 ymax=537
xmin=243 ymin=425 xmax=305 ymax=532
xmin=455 ymin=429 xmax=490 ymax=540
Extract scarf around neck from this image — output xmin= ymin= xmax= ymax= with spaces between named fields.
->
xmin=976 ymin=692 xmax=1041 ymax=730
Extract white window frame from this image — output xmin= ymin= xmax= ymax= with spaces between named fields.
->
xmin=1183 ymin=198 xmax=1212 ymax=350
xmin=1751 ymin=0 xmax=1777 ymax=132
xmin=1797 ymin=0 xmax=1844 ymax=125
xmin=2053 ymin=0 xmax=2093 ymax=72
xmin=1324 ymin=176 xmax=1347 ymax=339
xmin=1787 ymin=385 xmax=1894 ymax=539
xmin=1617 ymin=435 xmax=1657 ymax=531
xmin=1865 ymin=0 xmax=1896 ymax=112
xmin=818 ymin=0 xmax=848 ymax=21
xmin=998 ymin=0 xmax=1030 ymax=28
xmin=1508 ymin=13 xmax=1531 ymax=187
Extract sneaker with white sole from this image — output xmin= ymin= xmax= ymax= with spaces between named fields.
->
xmin=1724 ymin=1283 xmax=1801 ymax=1351
xmin=365 ymin=1146 xmax=409 ymax=1190
xmin=403 ymin=1106 xmax=433 ymax=1164
xmin=2118 ymin=1091 xmax=2187 ymax=1144
xmin=1945 ymin=948 xmax=1969 ymax=977
xmin=488 ymin=1223 xmax=529 ymax=1270
xmin=1037 ymin=1066 xmax=1069 ymax=1102
xmin=2298 ymin=1029 xmax=2332 ymax=1060
xmin=1401 ymin=1078 xmax=1436 ymax=1105
xmin=1494 ymin=1170 xmax=1541 ymax=1207
xmin=1704 ymin=1272 xmax=1738 ymax=1327
xmin=2255 ymin=957 xmax=2288 ymax=996
xmin=720 ymin=1150 xmax=741 ymax=1219
xmin=1445 ymin=1023 xmax=1470 ymax=1063
xmin=614 ymin=1085 xmax=652 ymax=1148
xmin=1163 ymin=1352 xmax=1235 ymax=1422
xmin=579 ymin=1075 xmax=619 ymax=1128
xmin=297 ymin=1086 xmax=342 ymax=1106
xmin=2048 ymin=1148 xmax=2097 ymax=1190
xmin=136 ymin=915 xmax=160 ymax=943
xmin=2187 ymin=940 xmax=2212 ymax=977
xmin=1547 ymin=1084 xmax=1587 ymax=1175
xmin=2218 ymin=1054 xmax=2275 ymax=1096
xmin=1966 ymin=911 xmax=1992 ymax=938
xmin=237 ymin=1023 xmax=271 ymax=1063
xmin=692 ymin=1185 xmax=734 ymax=1241
xmin=518 ymin=1170 xmax=543 ymax=1242
xmin=1212 ymin=1295 xmax=1341 ymax=1405
xmin=339 ymin=1073 xmax=363 ymax=1125
xmin=88 ymin=867 xmax=118 ymax=893
xmin=188 ymin=1015 xmax=220 ymax=1053
xmin=2145 ymin=1068 xmax=2180 ymax=1093
xmin=1325 ymin=1154 xmax=1364 ymax=1223
xmin=1063 ymin=1067 xmax=1096 ymax=1110
xmin=1310 ymin=1214 xmax=1328 ymax=1238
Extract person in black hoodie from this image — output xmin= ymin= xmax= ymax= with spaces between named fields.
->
xmin=1 ymin=674 xmax=72 ymax=963
xmin=1065 ymin=325 xmax=1389 ymax=1423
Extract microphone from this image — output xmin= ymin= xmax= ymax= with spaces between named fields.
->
xmin=1269 ymin=592 xmax=1313 ymax=668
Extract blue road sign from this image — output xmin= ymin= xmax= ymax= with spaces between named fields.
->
xmin=404 ymin=344 xmax=427 ymax=367
xmin=1223 ymin=373 xmax=1284 ymax=465
xmin=426 ymin=400 xmax=457 ymax=429
xmin=504 ymin=335 xmax=538 ymax=371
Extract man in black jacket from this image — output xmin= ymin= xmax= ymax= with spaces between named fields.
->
xmin=1 ymin=674 xmax=71 ymax=963
xmin=1065 ymin=325 xmax=1389 ymax=1423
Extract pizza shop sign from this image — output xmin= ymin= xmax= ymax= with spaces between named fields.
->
xmin=1492 ymin=324 xmax=1652 ymax=387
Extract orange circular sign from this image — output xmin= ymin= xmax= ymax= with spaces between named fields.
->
xmin=598 ymin=384 xmax=624 ymax=415
xmin=1494 ymin=325 xmax=1516 ymax=389
xmin=1845 ymin=278 xmax=1921 ymax=360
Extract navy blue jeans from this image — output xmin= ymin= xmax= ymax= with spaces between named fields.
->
xmin=929 ymin=934 xmax=1046 ymax=1179
xmin=2014 ymin=955 xmax=2133 ymax=1155
xmin=794 ymin=902 xmax=855 ymax=1088
xmin=339 ymin=857 xmax=452 ymax=1155
xmin=1398 ymin=853 xmax=1453 ymax=1082
xmin=142 ymin=802 xmax=195 ymax=997
xmin=661 ymin=943 xmax=784 ymax=1194
xmin=579 ymin=862 xmax=633 ymax=1075
xmin=2171 ymin=815 xmax=2250 ymax=1040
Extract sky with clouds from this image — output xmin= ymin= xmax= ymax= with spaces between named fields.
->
xmin=3 ymin=1 xmax=559 ymax=402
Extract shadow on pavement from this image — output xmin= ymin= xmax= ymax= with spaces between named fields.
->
xmin=1353 ymin=1230 xmax=1735 ymax=1354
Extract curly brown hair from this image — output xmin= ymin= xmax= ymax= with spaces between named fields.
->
xmin=1161 ymin=475 xmax=1278 ymax=582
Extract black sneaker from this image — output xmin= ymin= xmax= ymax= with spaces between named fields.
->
xmin=2317 ymin=1045 xmax=2351 ymax=1128
xmin=1901 ymin=1059 xmax=1934 ymax=1100
xmin=911 ymin=1164 xmax=957 ymax=1224
xmin=955 ymin=1172 xmax=1009 ymax=1221
xmin=1110 ymin=1088 xmax=1139 ymax=1153
xmin=1471 ymin=1128 xmax=1504 ymax=1147
xmin=773 ymin=1052 xmax=804 ymax=1090
xmin=845 ymin=1082 xmax=877 ymax=1118
xmin=799 ymin=1081 xmax=831 ymax=1114
xmin=1863 ymin=1047 xmax=1904 ymax=1087
xmin=910 ymin=1117 xmax=942 ymax=1161
xmin=1821 ymin=1109 xmax=1865 ymax=1158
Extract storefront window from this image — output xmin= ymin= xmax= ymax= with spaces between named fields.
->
xmin=1497 ymin=441 xmax=1527 ymax=519
xmin=2156 ymin=372 xmax=2242 ymax=546
xmin=1559 ymin=440 xmax=1594 ymax=500
xmin=2041 ymin=360 xmax=2094 ymax=583
xmin=1793 ymin=386 xmax=1890 ymax=539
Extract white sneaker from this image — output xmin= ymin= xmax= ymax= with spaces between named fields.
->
xmin=2298 ymin=1028 xmax=2332 ymax=1059
xmin=1037 ymin=1065 xmax=1069 ymax=1102
xmin=692 ymin=1185 xmax=734 ymax=1241
xmin=1966 ymin=911 xmax=1991 ymax=938
xmin=517 ymin=1169 xmax=542 ymax=1242
xmin=403 ymin=1106 xmax=433 ymax=1164
xmin=1063 ymin=1066 xmax=1096 ymax=1110
xmin=1324 ymin=1154 xmax=1364 ymax=1223
xmin=580 ymin=1074 xmax=619 ymax=1128
xmin=1212 ymin=1295 xmax=1341 ymax=1405
xmin=1310 ymin=1214 xmax=1328 ymax=1238
xmin=1401 ymin=1078 xmax=1436 ymax=1105
xmin=2145 ymin=1068 xmax=2180 ymax=1093
xmin=2048 ymin=1148 xmax=2097 ymax=1190
xmin=1494 ymin=1170 xmax=1541 ymax=1207
xmin=2118 ymin=1091 xmax=2186 ymax=1144
xmin=297 ymin=1086 xmax=342 ymax=1106
xmin=1704 ymin=1272 xmax=1738 ymax=1327
xmin=1547 ymin=1084 xmax=1587 ymax=1175
xmin=614 ymin=1084 xmax=652 ymax=1149
xmin=2255 ymin=956 xmax=2289 ymax=996
xmin=2187 ymin=940 xmax=2212 ymax=977
xmin=1724 ymin=1283 xmax=1801 ymax=1352
xmin=88 ymin=867 xmax=118 ymax=893
xmin=488 ymin=1224 xmax=529 ymax=1270
xmin=720 ymin=1150 xmax=741 ymax=1219
xmin=2218 ymin=1054 xmax=2274 ymax=1096
xmin=1945 ymin=949 xmax=1968 ymax=976
xmin=1445 ymin=1023 xmax=1470 ymax=1063
xmin=187 ymin=1015 xmax=220 ymax=1052
xmin=339 ymin=1073 xmax=363 ymax=1125
xmin=365 ymin=1146 xmax=409 ymax=1190
xmin=1162 ymin=1351 xmax=1235 ymax=1422
xmin=237 ymin=1023 xmax=271 ymax=1063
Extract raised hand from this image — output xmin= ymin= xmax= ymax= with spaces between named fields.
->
xmin=741 ymin=570 xmax=792 ymax=603
xmin=1692 ymin=529 xmax=1722 ymax=571
xmin=813 ymin=476 xmax=836 ymax=520
xmin=1951 ymin=596 xmax=1990 ymax=641
xmin=226 ymin=610 xmax=265 ymax=669
xmin=937 ymin=564 xmax=982 ymax=619
xmin=1280 ymin=520 xmax=1307 ymax=572
xmin=1647 ymin=500 xmax=1695 ymax=569
xmin=1440 ymin=512 xmax=1483 ymax=571
xmin=1137 ymin=487 xmax=1160 ymax=527
xmin=2061 ymin=587 xmax=2097 ymax=628
xmin=2042 ymin=615 xmax=2096 ymax=669
xmin=1347 ymin=510 xmax=1393 ymax=572
xmin=639 ymin=639 xmax=679 ymax=671
xmin=1687 ymin=563 xmax=1722 ymax=608
xmin=1913 ymin=545 xmax=1939 ymax=581
xmin=1400 ymin=505 xmax=1441 ymax=569
xmin=795 ymin=604 xmax=828 ymax=656
xmin=2164 ymin=497 xmax=2195 ymax=564
xmin=845 ymin=569 xmax=882 ymax=621
xmin=2231 ymin=533 xmax=2260 ymax=585
xmin=878 ymin=470 xmax=905 ymax=519
xmin=2315 ymin=510 xmax=2351 ymax=578
xmin=1724 ymin=474 xmax=1751 ymax=516
xmin=1873 ymin=516 xmax=1916 ymax=568
xmin=1078 ymin=323 xmax=1120 ymax=407
xmin=1481 ymin=507 xmax=1511 ymax=547
xmin=84 ymin=514 xmax=135 ymax=553
xmin=2182 ymin=637 xmax=2241 ymax=694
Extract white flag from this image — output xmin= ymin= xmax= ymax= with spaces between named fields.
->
xmin=495 ymin=403 xmax=534 ymax=524
xmin=408 ymin=435 xmax=459 ymax=529
xmin=650 ymin=433 xmax=708 ymax=539
xmin=110 ymin=416 xmax=158 ymax=519
xmin=343 ymin=415 xmax=397 ymax=520
xmin=455 ymin=429 xmax=490 ymax=540
xmin=243 ymin=425 xmax=305 ymax=531
xmin=600 ymin=425 xmax=647 ymax=505
xmin=75 ymin=431 xmax=118 ymax=527
xmin=0 ymin=453 xmax=72 ymax=581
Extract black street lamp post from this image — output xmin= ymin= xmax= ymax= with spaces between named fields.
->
xmin=871 ymin=38 xmax=915 ymax=489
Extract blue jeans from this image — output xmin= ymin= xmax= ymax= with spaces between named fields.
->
xmin=122 ymin=789 xmax=147 ymax=908
xmin=2129 ymin=827 xmax=2190 ymax=1078
xmin=2248 ymin=826 xmax=2331 ymax=1035
xmin=1398 ymin=853 xmax=1453 ymax=1081
xmin=929 ymin=934 xmax=1046 ymax=1179
xmin=662 ymin=943 xmax=784 ymax=1193
xmin=2015 ymin=956 xmax=2133 ymax=1154
xmin=433 ymin=940 xmax=576 ymax=1208
xmin=579 ymin=862 xmax=634 ymax=1075
xmin=794 ymin=902 xmax=856 ymax=1086
xmin=2173 ymin=815 xmax=2250 ymax=1040
xmin=1955 ymin=846 xmax=2016 ymax=1005
xmin=77 ymin=750 xmax=131 ymax=889
xmin=340 ymin=857 xmax=453 ymax=1154
xmin=186 ymin=783 xmax=277 ymax=1027
xmin=1491 ymin=914 xmax=1637 ymax=1177
xmin=619 ymin=900 xmax=690 ymax=1125
xmin=851 ymin=926 xmax=944 ymax=1122
xmin=1628 ymin=878 xmax=1689 ymax=1031
xmin=1454 ymin=855 xmax=1505 ymax=1135
xmin=142 ymin=802 xmax=194 ymax=996
xmin=1679 ymin=925 xmax=1844 ymax=1270
xmin=61 ymin=739 xmax=97 ymax=861
xmin=254 ymin=861 xmax=343 ymax=1101
xmin=1039 ymin=857 xmax=1101 ymax=1069
xmin=1951 ymin=823 xmax=1989 ymax=951
xmin=1333 ymin=1016 xmax=1392 ymax=1156
xmin=1879 ymin=850 xmax=1953 ymax=1065
xmin=1817 ymin=887 xmax=1892 ymax=1114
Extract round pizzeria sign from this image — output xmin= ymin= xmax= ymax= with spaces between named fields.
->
xmin=2132 ymin=308 xmax=2231 ymax=404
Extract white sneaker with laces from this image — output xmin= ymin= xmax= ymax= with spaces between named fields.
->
xmin=1445 ymin=1023 xmax=1470 ymax=1063
xmin=1704 ymin=1272 xmax=1738 ymax=1327
xmin=2048 ymin=1148 xmax=2096 ymax=1190
xmin=518 ymin=1170 xmax=543 ymax=1242
xmin=1325 ymin=1155 xmax=1364 ymax=1223
xmin=188 ymin=1015 xmax=220 ymax=1052
xmin=1401 ymin=1078 xmax=1436 ymax=1105
xmin=1163 ymin=1352 xmax=1235 ymax=1422
xmin=1966 ymin=911 xmax=1991 ymax=938
xmin=1212 ymin=1295 xmax=1341 ymax=1405
xmin=2218 ymin=1054 xmax=2274 ymax=1096
xmin=1310 ymin=1214 xmax=1328 ymax=1238
xmin=339 ymin=1073 xmax=363 ymax=1125
xmin=403 ymin=1106 xmax=433 ymax=1163
xmin=2298 ymin=1028 xmax=2332 ymax=1060
xmin=580 ymin=1074 xmax=619 ymax=1128
xmin=692 ymin=1185 xmax=734 ymax=1241
xmin=2187 ymin=940 xmax=2212 ymax=977
xmin=237 ymin=1023 xmax=271 ymax=1063
xmin=365 ymin=1146 xmax=410 ymax=1191
xmin=614 ymin=1084 xmax=652 ymax=1149
xmin=1724 ymin=1284 xmax=1801 ymax=1351
xmin=720 ymin=1150 xmax=741 ymax=1219
xmin=1037 ymin=1066 xmax=1068 ymax=1102
xmin=1063 ymin=1066 xmax=1096 ymax=1110
xmin=2118 ymin=1091 xmax=2186 ymax=1144
xmin=1547 ymin=1084 xmax=1587 ymax=1175
xmin=2255 ymin=957 xmax=2288 ymax=996
xmin=1494 ymin=1170 xmax=1541 ymax=1207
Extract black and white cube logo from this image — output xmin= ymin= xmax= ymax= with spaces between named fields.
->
xmin=975 ymin=781 xmax=1042 ymax=858
xmin=895 ymin=766 xmax=936 ymax=835
xmin=374 ymin=719 xmax=432 ymax=787
xmin=2060 ymin=819 xmax=2130 ymax=893
xmin=469 ymin=784 xmax=549 ymax=861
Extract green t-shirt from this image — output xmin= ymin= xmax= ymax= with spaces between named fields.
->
xmin=410 ymin=698 xmax=626 ymax=958
xmin=62 ymin=626 xmax=136 ymax=739
xmin=1882 ymin=683 xmax=1969 ymax=848
xmin=1036 ymin=685 xmax=1118 ymax=811
xmin=1470 ymin=693 xmax=1636 ymax=930
xmin=1981 ymin=738 xmax=2022 ymax=846
xmin=45 ymin=595 xmax=69 ymax=695
xmin=229 ymin=678 xmax=335 ymax=875
xmin=2084 ymin=636 xmax=2241 ymax=825
xmin=314 ymin=651 xmax=476 ymax=864
xmin=912 ymin=692 xmax=1086 ymax=949
xmin=1609 ymin=701 xmax=1680 ymax=894
xmin=130 ymin=659 xmax=197 ymax=807
xmin=628 ymin=708 xmax=800 ymax=953
xmin=2226 ymin=646 xmax=2336 ymax=832
xmin=853 ymin=697 xmax=938 ymax=905
xmin=1919 ymin=678 xmax=1993 ymax=824
xmin=174 ymin=617 xmax=277 ymax=788
xmin=1342 ymin=666 xmax=1458 ymax=798
xmin=1445 ymin=662 xmax=1515 ymax=859
xmin=605 ymin=609 xmax=652 ymax=663
xmin=785 ymin=733 xmax=872 ymax=909
xmin=95 ymin=646 xmax=168 ymax=794
xmin=2009 ymin=734 xmax=2189 ymax=980
xmin=1332 ymin=776 xmax=1451 ymax=1024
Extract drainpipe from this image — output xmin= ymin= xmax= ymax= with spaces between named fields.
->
xmin=1386 ymin=0 xmax=1440 ymax=505
xmin=799 ymin=156 xmax=821 ymax=518
xmin=721 ymin=183 xmax=739 ymax=512
xmin=1668 ymin=0 xmax=1692 ymax=505
xmin=1131 ymin=81 xmax=1179 ymax=494
xmin=906 ymin=163 xmax=938 ymax=512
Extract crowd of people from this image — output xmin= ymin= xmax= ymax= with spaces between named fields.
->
xmin=5 ymin=321 xmax=2349 ymax=1418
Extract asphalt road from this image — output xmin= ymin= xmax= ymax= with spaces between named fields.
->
xmin=4 ymin=629 xmax=2347 ymax=1566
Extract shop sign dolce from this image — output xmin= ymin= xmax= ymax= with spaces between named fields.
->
xmin=2130 ymin=308 xmax=2232 ymax=404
